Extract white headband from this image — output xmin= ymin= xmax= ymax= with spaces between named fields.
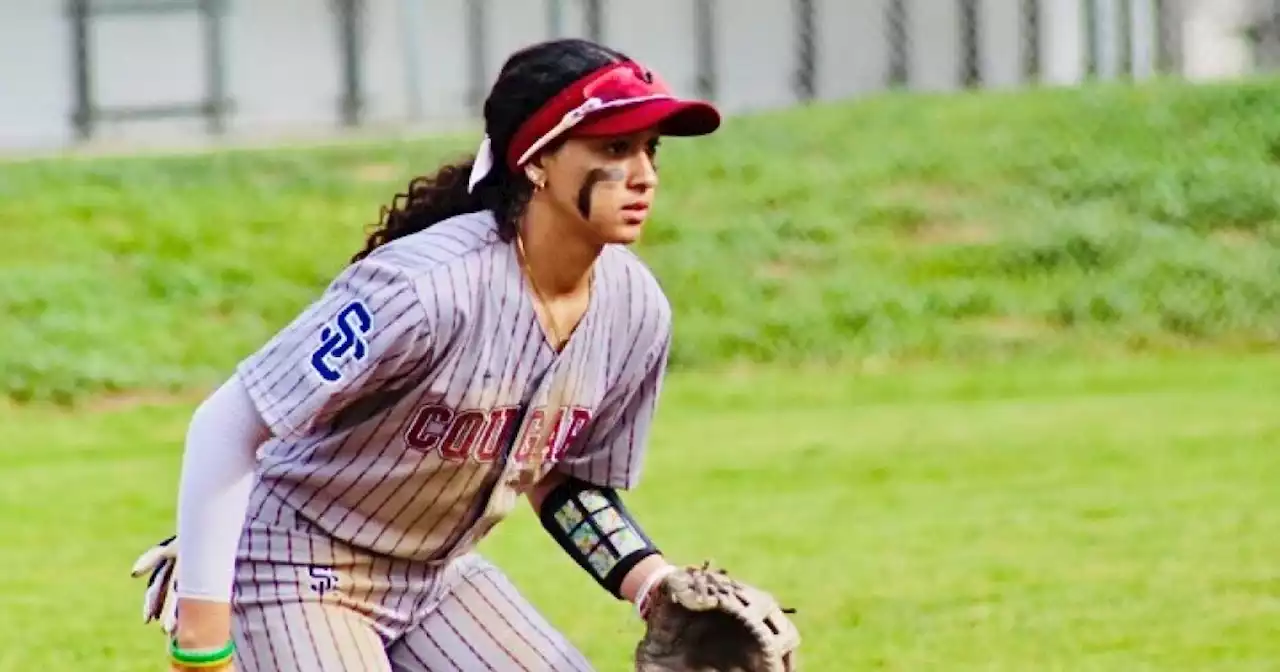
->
xmin=466 ymin=135 xmax=495 ymax=194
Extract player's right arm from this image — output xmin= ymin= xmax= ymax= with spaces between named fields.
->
xmin=168 ymin=256 xmax=442 ymax=666
xmin=168 ymin=374 xmax=266 ymax=670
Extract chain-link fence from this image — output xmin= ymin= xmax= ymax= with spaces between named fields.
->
xmin=5 ymin=0 xmax=1280 ymax=148
xmin=4 ymin=0 xmax=1280 ymax=397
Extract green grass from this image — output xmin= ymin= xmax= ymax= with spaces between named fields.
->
xmin=4 ymin=78 xmax=1280 ymax=403
xmin=2 ymin=353 xmax=1278 ymax=670
xmin=5 ymin=78 xmax=1280 ymax=669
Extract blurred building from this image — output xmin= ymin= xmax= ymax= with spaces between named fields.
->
xmin=0 ymin=0 xmax=1275 ymax=154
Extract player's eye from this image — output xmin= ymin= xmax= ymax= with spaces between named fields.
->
xmin=644 ymin=139 xmax=661 ymax=169
xmin=605 ymin=139 xmax=631 ymax=156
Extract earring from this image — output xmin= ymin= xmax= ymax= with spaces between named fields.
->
xmin=524 ymin=166 xmax=546 ymax=191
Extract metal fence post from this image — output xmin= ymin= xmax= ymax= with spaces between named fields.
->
xmin=958 ymin=0 xmax=982 ymax=87
xmin=466 ymin=0 xmax=489 ymax=114
xmin=66 ymin=0 xmax=93 ymax=141
xmin=584 ymin=0 xmax=604 ymax=42
xmin=64 ymin=0 xmax=232 ymax=142
xmin=333 ymin=0 xmax=365 ymax=127
xmin=693 ymin=0 xmax=717 ymax=100
xmin=1084 ymin=0 xmax=1099 ymax=77
xmin=793 ymin=0 xmax=816 ymax=101
xmin=1118 ymin=0 xmax=1134 ymax=77
xmin=1154 ymin=0 xmax=1183 ymax=75
xmin=1129 ymin=0 xmax=1157 ymax=79
xmin=886 ymin=0 xmax=910 ymax=87
xmin=1021 ymin=0 xmax=1042 ymax=82
xmin=201 ymin=0 xmax=229 ymax=134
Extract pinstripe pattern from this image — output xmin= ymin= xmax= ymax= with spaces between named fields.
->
xmin=233 ymin=601 xmax=391 ymax=672
xmin=390 ymin=555 xmax=593 ymax=672
xmin=237 ymin=211 xmax=671 ymax=565
xmin=234 ymin=488 xmax=592 ymax=671
xmin=234 ymin=489 xmax=417 ymax=671
xmin=231 ymin=210 xmax=672 ymax=667
xmin=557 ymin=250 xmax=671 ymax=490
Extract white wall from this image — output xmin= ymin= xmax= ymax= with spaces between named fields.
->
xmin=1180 ymin=0 xmax=1261 ymax=80
xmin=0 ymin=0 xmax=74 ymax=150
xmin=0 ymin=0 xmax=1268 ymax=153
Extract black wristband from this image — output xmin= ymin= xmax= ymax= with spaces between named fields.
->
xmin=538 ymin=478 xmax=661 ymax=599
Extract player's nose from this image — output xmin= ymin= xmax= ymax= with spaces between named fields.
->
xmin=627 ymin=153 xmax=658 ymax=191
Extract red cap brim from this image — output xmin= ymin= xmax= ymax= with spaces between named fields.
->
xmin=570 ymin=98 xmax=722 ymax=139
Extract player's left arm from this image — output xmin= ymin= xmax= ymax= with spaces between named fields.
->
xmin=530 ymin=472 xmax=674 ymax=612
xmin=529 ymin=317 xmax=678 ymax=615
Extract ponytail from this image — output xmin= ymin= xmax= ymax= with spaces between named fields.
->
xmin=351 ymin=149 xmax=536 ymax=264
xmin=355 ymin=38 xmax=633 ymax=263
xmin=351 ymin=158 xmax=481 ymax=263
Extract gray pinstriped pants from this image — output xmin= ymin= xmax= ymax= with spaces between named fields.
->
xmin=231 ymin=490 xmax=595 ymax=672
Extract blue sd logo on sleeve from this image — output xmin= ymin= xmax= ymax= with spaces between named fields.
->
xmin=310 ymin=300 xmax=374 ymax=383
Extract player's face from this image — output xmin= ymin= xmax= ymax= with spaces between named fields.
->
xmin=538 ymin=129 xmax=661 ymax=245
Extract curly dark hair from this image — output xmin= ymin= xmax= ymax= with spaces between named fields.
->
xmin=351 ymin=38 xmax=629 ymax=263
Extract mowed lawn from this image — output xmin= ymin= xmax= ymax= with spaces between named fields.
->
xmin=1 ymin=352 xmax=1277 ymax=671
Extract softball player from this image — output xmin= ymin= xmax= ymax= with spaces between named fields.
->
xmin=135 ymin=37 xmax=722 ymax=671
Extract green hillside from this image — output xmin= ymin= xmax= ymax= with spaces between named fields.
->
xmin=4 ymin=78 xmax=1280 ymax=404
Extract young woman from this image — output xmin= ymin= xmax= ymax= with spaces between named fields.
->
xmin=150 ymin=37 xmax=722 ymax=671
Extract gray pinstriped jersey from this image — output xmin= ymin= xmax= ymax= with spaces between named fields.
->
xmin=235 ymin=210 xmax=672 ymax=564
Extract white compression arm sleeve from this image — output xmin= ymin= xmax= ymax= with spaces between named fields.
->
xmin=174 ymin=373 xmax=270 ymax=602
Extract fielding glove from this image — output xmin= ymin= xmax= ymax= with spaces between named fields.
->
xmin=635 ymin=561 xmax=801 ymax=672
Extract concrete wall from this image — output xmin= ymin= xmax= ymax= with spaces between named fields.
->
xmin=0 ymin=0 xmax=1269 ymax=153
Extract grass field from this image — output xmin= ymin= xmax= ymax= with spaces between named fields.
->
xmin=5 ymin=78 xmax=1280 ymax=404
xmin=3 ymin=78 xmax=1280 ymax=670
xmin=3 ymin=354 xmax=1279 ymax=670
